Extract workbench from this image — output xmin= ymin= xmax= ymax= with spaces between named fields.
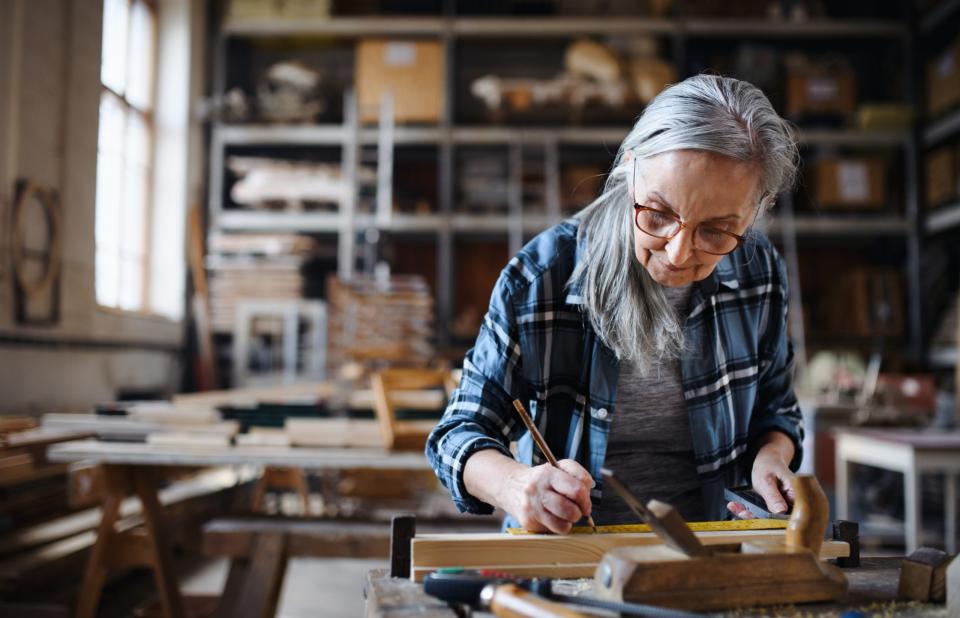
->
xmin=364 ymin=558 xmax=950 ymax=617
xmin=835 ymin=428 xmax=960 ymax=554
xmin=46 ymin=440 xmax=434 ymax=618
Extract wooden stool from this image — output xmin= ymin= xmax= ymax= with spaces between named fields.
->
xmin=251 ymin=467 xmax=311 ymax=515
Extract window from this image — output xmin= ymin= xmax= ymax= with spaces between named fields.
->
xmin=95 ymin=0 xmax=156 ymax=312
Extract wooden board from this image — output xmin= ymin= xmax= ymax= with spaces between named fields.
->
xmin=145 ymin=432 xmax=234 ymax=448
xmin=41 ymin=415 xmax=239 ymax=440
xmin=285 ymin=418 xmax=382 ymax=448
xmin=410 ymin=531 xmax=850 ymax=582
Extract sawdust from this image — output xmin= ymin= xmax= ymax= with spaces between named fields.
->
xmin=720 ymin=599 xmax=948 ymax=617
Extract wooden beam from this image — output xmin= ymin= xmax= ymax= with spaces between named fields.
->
xmin=203 ymin=519 xmax=390 ymax=560
xmin=410 ymin=531 xmax=850 ymax=581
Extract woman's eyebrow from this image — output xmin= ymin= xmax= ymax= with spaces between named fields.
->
xmin=646 ymin=191 xmax=677 ymax=212
xmin=646 ymin=191 xmax=742 ymax=222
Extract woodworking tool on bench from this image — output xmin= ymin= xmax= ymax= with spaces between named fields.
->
xmin=724 ymin=484 xmax=790 ymax=520
xmin=600 ymin=467 xmax=712 ymax=557
xmin=593 ymin=475 xmax=849 ymax=612
xmin=512 ymin=399 xmax=598 ymax=532
xmin=423 ymin=569 xmax=702 ymax=617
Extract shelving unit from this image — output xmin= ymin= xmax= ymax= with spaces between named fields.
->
xmin=206 ymin=3 xmax=935 ymax=368
xmin=917 ymin=0 xmax=960 ymax=371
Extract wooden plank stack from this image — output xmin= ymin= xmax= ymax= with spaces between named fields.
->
xmin=206 ymin=233 xmax=321 ymax=333
xmin=0 ymin=420 xmax=92 ymax=533
xmin=327 ymin=275 xmax=435 ymax=372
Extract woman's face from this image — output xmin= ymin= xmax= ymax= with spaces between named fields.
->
xmin=629 ymin=150 xmax=762 ymax=287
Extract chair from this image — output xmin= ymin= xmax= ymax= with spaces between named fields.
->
xmin=371 ymin=368 xmax=450 ymax=451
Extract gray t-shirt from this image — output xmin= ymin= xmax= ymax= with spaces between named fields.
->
xmin=593 ymin=283 xmax=706 ymax=524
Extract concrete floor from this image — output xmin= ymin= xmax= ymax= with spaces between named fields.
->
xmin=180 ymin=556 xmax=388 ymax=617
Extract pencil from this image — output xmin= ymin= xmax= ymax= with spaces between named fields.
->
xmin=511 ymin=399 xmax=598 ymax=533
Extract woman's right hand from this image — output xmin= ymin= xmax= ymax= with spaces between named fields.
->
xmin=501 ymin=459 xmax=594 ymax=534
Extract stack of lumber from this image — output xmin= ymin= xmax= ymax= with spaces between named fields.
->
xmin=327 ymin=275 xmax=435 ymax=372
xmin=207 ymin=233 xmax=320 ymax=333
xmin=42 ymin=402 xmax=240 ymax=450
xmin=0 ymin=467 xmax=253 ymax=602
xmin=0 ymin=423 xmax=94 ymax=533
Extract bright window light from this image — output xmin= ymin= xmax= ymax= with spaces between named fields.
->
xmin=95 ymin=0 xmax=156 ymax=313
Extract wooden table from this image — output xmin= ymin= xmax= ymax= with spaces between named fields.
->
xmin=47 ymin=440 xmax=432 ymax=618
xmin=835 ymin=428 xmax=960 ymax=554
xmin=364 ymin=558 xmax=949 ymax=617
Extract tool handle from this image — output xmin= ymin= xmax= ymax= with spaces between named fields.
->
xmin=785 ymin=475 xmax=829 ymax=556
xmin=482 ymin=583 xmax=587 ymax=618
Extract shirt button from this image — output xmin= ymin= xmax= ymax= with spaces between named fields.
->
xmin=595 ymin=407 xmax=608 ymax=420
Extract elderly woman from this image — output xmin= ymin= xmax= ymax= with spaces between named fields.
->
xmin=426 ymin=74 xmax=803 ymax=533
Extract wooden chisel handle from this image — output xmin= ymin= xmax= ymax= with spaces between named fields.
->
xmin=481 ymin=584 xmax=588 ymax=618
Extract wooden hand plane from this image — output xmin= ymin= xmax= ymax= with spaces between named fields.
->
xmin=593 ymin=475 xmax=848 ymax=611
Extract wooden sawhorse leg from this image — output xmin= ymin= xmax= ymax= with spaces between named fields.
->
xmin=252 ymin=467 xmax=310 ymax=515
xmin=215 ymin=532 xmax=287 ymax=618
xmin=75 ymin=465 xmax=185 ymax=618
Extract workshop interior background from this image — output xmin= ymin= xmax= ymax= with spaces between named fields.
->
xmin=1 ymin=0 xmax=960 ymax=616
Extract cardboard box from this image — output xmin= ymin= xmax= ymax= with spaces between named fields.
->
xmin=928 ymin=37 xmax=960 ymax=118
xmin=926 ymin=145 xmax=958 ymax=208
xmin=813 ymin=158 xmax=886 ymax=209
xmin=356 ymin=39 xmax=445 ymax=124
xmin=786 ymin=65 xmax=857 ymax=122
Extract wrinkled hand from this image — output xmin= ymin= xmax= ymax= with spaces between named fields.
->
xmin=502 ymin=459 xmax=594 ymax=534
xmin=728 ymin=435 xmax=796 ymax=520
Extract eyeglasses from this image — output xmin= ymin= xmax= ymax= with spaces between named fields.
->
xmin=633 ymin=205 xmax=746 ymax=256
xmin=630 ymin=155 xmax=750 ymax=256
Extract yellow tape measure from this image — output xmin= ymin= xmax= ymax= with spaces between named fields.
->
xmin=507 ymin=518 xmax=788 ymax=535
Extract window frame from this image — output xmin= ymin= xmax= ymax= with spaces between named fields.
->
xmin=95 ymin=0 xmax=160 ymax=316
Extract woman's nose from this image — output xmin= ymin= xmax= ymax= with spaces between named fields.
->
xmin=665 ymin=227 xmax=694 ymax=265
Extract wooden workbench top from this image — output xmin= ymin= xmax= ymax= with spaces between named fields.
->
xmin=364 ymin=558 xmax=950 ymax=617
xmin=47 ymin=439 xmax=432 ymax=470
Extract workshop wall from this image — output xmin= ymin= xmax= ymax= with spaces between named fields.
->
xmin=0 ymin=0 xmax=199 ymax=413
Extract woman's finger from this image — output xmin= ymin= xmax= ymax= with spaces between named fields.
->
xmin=557 ymin=459 xmax=595 ymax=487
xmin=541 ymin=490 xmax=583 ymax=524
xmin=754 ymin=473 xmax=788 ymax=514
xmin=727 ymin=501 xmax=754 ymax=519
xmin=537 ymin=498 xmax=575 ymax=534
xmin=548 ymin=468 xmax=592 ymax=517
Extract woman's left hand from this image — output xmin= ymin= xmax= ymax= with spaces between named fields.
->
xmin=727 ymin=431 xmax=796 ymax=520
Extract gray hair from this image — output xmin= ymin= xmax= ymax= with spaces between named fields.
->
xmin=572 ymin=74 xmax=799 ymax=370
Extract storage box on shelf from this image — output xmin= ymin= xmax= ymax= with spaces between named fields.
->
xmin=356 ymin=39 xmax=445 ymax=124
xmin=813 ymin=157 xmax=887 ymax=210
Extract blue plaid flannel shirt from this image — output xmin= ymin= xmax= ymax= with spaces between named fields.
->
xmin=426 ymin=218 xmax=803 ymax=522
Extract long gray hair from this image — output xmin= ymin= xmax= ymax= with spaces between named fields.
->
xmin=572 ymin=74 xmax=799 ymax=370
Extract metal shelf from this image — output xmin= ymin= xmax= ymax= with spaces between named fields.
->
xmin=921 ymin=0 xmax=960 ymax=34
xmin=216 ymin=124 xmax=442 ymax=146
xmin=766 ymin=215 xmax=911 ymax=237
xmin=221 ymin=16 xmax=905 ymax=39
xmin=223 ymin=16 xmax=445 ymax=37
xmin=451 ymin=17 xmax=675 ymax=37
xmin=218 ymin=210 xmax=344 ymax=232
xmin=684 ymin=19 xmax=905 ymax=38
xmin=929 ymin=346 xmax=957 ymax=369
xmin=798 ymin=129 xmax=909 ymax=148
xmin=924 ymin=108 xmax=960 ymax=146
xmin=217 ymin=124 xmax=906 ymax=149
xmin=925 ymin=201 xmax=960 ymax=234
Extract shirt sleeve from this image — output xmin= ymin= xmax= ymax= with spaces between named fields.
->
xmin=749 ymin=247 xmax=804 ymax=472
xmin=425 ymin=268 xmax=528 ymax=514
